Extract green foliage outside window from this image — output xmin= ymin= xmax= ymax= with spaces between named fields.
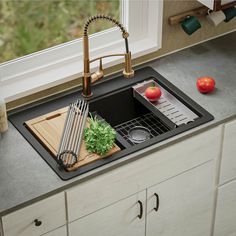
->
xmin=0 ymin=0 xmax=120 ymax=63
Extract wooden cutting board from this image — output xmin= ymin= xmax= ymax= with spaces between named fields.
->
xmin=25 ymin=107 xmax=120 ymax=171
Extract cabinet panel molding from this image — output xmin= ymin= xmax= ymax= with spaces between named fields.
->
xmin=42 ymin=226 xmax=67 ymax=236
xmin=219 ymin=119 xmax=236 ymax=185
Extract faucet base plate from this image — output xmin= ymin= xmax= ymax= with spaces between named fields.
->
xmin=123 ymin=69 xmax=134 ymax=78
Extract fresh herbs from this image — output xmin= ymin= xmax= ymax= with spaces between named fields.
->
xmin=84 ymin=116 xmax=116 ymax=155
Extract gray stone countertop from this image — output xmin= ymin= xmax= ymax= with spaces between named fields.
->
xmin=0 ymin=32 xmax=236 ymax=217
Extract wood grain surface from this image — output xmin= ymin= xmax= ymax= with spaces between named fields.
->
xmin=25 ymin=107 xmax=120 ymax=171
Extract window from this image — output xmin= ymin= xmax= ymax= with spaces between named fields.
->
xmin=0 ymin=0 xmax=163 ymax=102
xmin=0 ymin=1 xmax=120 ymax=63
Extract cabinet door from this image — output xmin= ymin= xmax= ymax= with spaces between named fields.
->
xmin=69 ymin=190 xmax=146 ymax=236
xmin=42 ymin=226 xmax=67 ymax=236
xmin=214 ymin=179 xmax=236 ymax=236
xmin=146 ymin=161 xmax=214 ymax=236
xmin=219 ymin=119 xmax=236 ymax=185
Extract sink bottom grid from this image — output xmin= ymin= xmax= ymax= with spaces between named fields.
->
xmin=114 ymin=112 xmax=171 ymax=145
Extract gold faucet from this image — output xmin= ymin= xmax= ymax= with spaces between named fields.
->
xmin=82 ymin=15 xmax=134 ymax=98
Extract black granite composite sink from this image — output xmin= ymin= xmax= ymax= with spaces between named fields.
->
xmin=89 ymin=87 xmax=148 ymax=127
xmin=9 ymin=67 xmax=214 ymax=180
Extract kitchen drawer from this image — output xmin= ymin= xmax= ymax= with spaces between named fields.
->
xmin=219 ymin=119 xmax=236 ymax=185
xmin=214 ymin=179 xmax=236 ymax=236
xmin=2 ymin=192 xmax=66 ymax=236
xmin=66 ymin=126 xmax=221 ymax=222
xmin=42 ymin=226 xmax=67 ymax=236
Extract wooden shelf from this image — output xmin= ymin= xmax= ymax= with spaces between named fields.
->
xmin=168 ymin=1 xmax=236 ymax=26
xmin=168 ymin=6 xmax=208 ymax=26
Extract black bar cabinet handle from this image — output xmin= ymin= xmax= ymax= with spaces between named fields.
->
xmin=154 ymin=193 xmax=159 ymax=212
xmin=34 ymin=219 xmax=42 ymax=226
xmin=137 ymin=200 xmax=143 ymax=219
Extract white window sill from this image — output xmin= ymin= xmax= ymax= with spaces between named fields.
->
xmin=2 ymin=38 xmax=159 ymax=102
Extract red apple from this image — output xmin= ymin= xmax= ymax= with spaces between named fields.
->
xmin=196 ymin=77 xmax=215 ymax=94
xmin=144 ymin=85 xmax=162 ymax=101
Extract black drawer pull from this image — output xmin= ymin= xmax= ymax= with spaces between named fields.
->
xmin=34 ymin=219 xmax=42 ymax=227
xmin=137 ymin=200 xmax=143 ymax=219
xmin=154 ymin=193 xmax=159 ymax=212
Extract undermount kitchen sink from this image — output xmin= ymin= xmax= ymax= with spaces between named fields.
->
xmin=9 ymin=67 xmax=214 ymax=180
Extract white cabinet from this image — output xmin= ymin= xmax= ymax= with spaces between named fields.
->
xmin=219 ymin=119 xmax=236 ymax=185
xmin=42 ymin=226 xmax=67 ymax=236
xmin=2 ymin=193 xmax=66 ymax=236
xmin=146 ymin=161 xmax=215 ymax=236
xmin=69 ymin=191 xmax=146 ymax=236
xmin=198 ymin=0 xmax=236 ymax=10
xmin=214 ymin=179 xmax=236 ymax=236
xmin=69 ymin=161 xmax=215 ymax=236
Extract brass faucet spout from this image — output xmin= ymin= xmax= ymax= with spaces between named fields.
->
xmin=89 ymin=54 xmax=125 ymax=64
xmin=82 ymin=15 xmax=134 ymax=98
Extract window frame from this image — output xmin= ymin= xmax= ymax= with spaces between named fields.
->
xmin=0 ymin=0 xmax=163 ymax=102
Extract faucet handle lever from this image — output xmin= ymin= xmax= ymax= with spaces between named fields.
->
xmin=91 ymin=58 xmax=104 ymax=83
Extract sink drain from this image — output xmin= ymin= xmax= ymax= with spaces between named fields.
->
xmin=128 ymin=126 xmax=151 ymax=144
